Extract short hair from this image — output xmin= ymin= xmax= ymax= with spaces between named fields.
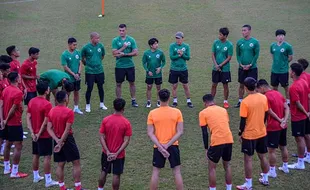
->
xmin=202 ymin=94 xmax=214 ymax=103
xmin=68 ymin=37 xmax=77 ymax=44
xmin=244 ymin=77 xmax=257 ymax=91
xmin=275 ymin=29 xmax=286 ymax=36
xmin=119 ymin=24 xmax=127 ymax=28
xmin=158 ymin=89 xmax=170 ymax=102
xmin=148 ymin=38 xmax=159 ymax=46
xmin=90 ymin=32 xmax=99 ymax=39
xmin=290 ymin=63 xmax=303 ymax=76
xmin=63 ymin=80 xmax=74 ymax=92
xmin=36 ymin=81 xmax=49 ymax=95
xmin=113 ymin=98 xmax=126 ymax=111
xmin=56 ymin=90 xmax=67 ymax=104
xmin=219 ymin=27 xmax=229 ymax=36
xmin=6 ymin=45 xmax=16 ymax=56
xmin=0 ymin=63 xmax=10 ymax=70
xmin=242 ymin=24 xmax=252 ymax=30
xmin=0 ymin=55 xmax=13 ymax=63
xmin=8 ymin=71 xmax=19 ymax=83
xmin=297 ymin=58 xmax=309 ymax=70
xmin=28 ymin=47 xmax=40 ymax=56
xmin=256 ymin=79 xmax=269 ymax=88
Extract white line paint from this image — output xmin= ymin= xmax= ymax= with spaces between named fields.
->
xmin=0 ymin=0 xmax=36 ymax=5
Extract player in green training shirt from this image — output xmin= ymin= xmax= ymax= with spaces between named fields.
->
xmin=39 ymin=69 xmax=74 ymax=105
xmin=211 ymin=27 xmax=233 ymax=109
xmin=169 ymin=31 xmax=193 ymax=108
xmin=235 ymin=24 xmax=260 ymax=108
xmin=81 ymin=32 xmax=107 ymax=113
xmin=112 ymin=24 xmax=139 ymax=107
xmin=142 ymin=38 xmax=166 ymax=108
xmin=270 ymin=29 xmax=293 ymax=105
xmin=61 ymin=37 xmax=83 ymax=114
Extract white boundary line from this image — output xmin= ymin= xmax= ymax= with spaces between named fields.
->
xmin=0 ymin=0 xmax=36 ymax=5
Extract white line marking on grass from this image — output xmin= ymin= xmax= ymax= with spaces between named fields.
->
xmin=0 ymin=0 xmax=36 ymax=5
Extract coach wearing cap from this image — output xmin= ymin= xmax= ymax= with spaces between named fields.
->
xmin=168 ymin=31 xmax=193 ymax=108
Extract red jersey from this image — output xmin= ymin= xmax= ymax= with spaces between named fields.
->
xmin=48 ymin=105 xmax=74 ymax=138
xmin=0 ymin=78 xmax=10 ymax=100
xmin=20 ymin=58 xmax=37 ymax=92
xmin=289 ymin=78 xmax=309 ymax=121
xmin=300 ymin=72 xmax=310 ymax=110
xmin=28 ymin=97 xmax=53 ymax=138
xmin=265 ymin=90 xmax=287 ymax=131
xmin=9 ymin=60 xmax=21 ymax=73
xmin=2 ymin=85 xmax=23 ymax=126
xmin=99 ymin=114 xmax=132 ymax=158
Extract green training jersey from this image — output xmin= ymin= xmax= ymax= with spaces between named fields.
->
xmin=142 ymin=49 xmax=166 ymax=78
xmin=60 ymin=49 xmax=81 ymax=81
xmin=212 ymin=39 xmax=233 ymax=72
xmin=40 ymin=69 xmax=71 ymax=90
xmin=112 ymin=35 xmax=137 ymax=68
xmin=236 ymin=37 xmax=260 ymax=69
xmin=81 ymin=42 xmax=105 ymax=74
xmin=270 ymin=42 xmax=293 ymax=74
xmin=169 ymin=42 xmax=190 ymax=71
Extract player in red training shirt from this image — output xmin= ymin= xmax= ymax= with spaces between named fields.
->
xmin=256 ymin=79 xmax=290 ymax=176
xmin=27 ymin=81 xmax=58 ymax=187
xmin=98 ymin=98 xmax=132 ymax=190
xmin=47 ymin=91 xmax=84 ymax=190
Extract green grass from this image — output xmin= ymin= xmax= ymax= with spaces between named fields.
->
xmin=1 ymin=0 xmax=310 ymax=189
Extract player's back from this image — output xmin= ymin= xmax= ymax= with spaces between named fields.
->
xmin=265 ymin=90 xmax=286 ymax=131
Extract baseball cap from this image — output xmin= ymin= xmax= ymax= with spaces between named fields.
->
xmin=175 ymin=31 xmax=184 ymax=39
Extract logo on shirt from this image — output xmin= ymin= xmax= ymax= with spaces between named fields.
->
xmin=89 ymin=49 xmax=92 ymax=52
xmin=217 ymin=46 xmax=220 ymax=49
xmin=280 ymin=48 xmax=285 ymax=52
xmin=241 ymin=44 xmax=244 ymax=47
xmin=181 ymin=47 xmax=186 ymax=51
xmin=273 ymin=49 xmax=276 ymax=52
xmin=175 ymin=48 xmax=177 ymax=51
xmin=156 ymin=54 xmax=160 ymax=58
xmin=69 ymin=57 xmax=72 ymax=60
xmin=249 ymin=43 xmax=254 ymax=47
xmin=97 ymin=48 xmax=101 ymax=52
xmin=118 ymin=42 xmax=122 ymax=46
xmin=224 ymin=47 xmax=227 ymax=51
xmin=148 ymin=55 xmax=151 ymax=58
xmin=75 ymin=55 xmax=79 ymax=59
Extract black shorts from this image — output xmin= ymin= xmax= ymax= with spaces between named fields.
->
xmin=7 ymin=125 xmax=23 ymax=142
xmin=72 ymin=80 xmax=81 ymax=91
xmin=291 ymin=119 xmax=306 ymax=137
xmin=168 ymin=70 xmax=188 ymax=84
xmin=145 ymin=77 xmax=162 ymax=85
xmin=24 ymin=91 xmax=37 ymax=105
xmin=0 ymin=126 xmax=9 ymax=140
xmin=115 ymin=67 xmax=135 ymax=83
xmin=101 ymin=152 xmax=125 ymax=175
xmin=241 ymin=136 xmax=267 ymax=156
xmin=267 ymin=128 xmax=287 ymax=148
xmin=153 ymin=145 xmax=181 ymax=168
xmin=305 ymin=119 xmax=310 ymax=135
xmin=212 ymin=70 xmax=231 ymax=84
xmin=238 ymin=68 xmax=258 ymax=84
xmin=207 ymin=143 xmax=232 ymax=163
xmin=32 ymin=138 xmax=53 ymax=156
xmin=85 ymin=73 xmax=105 ymax=86
xmin=54 ymin=135 xmax=80 ymax=163
xmin=270 ymin=72 xmax=289 ymax=87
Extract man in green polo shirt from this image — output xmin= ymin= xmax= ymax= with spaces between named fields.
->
xmin=112 ymin=24 xmax=139 ymax=107
xmin=61 ymin=37 xmax=83 ymax=114
xmin=169 ymin=31 xmax=193 ymax=108
xmin=39 ymin=69 xmax=74 ymax=104
xmin=142 ymin=37 xmax=166 ymax=108
xmin=211 ymin=27 xmax=233 ymax=109
xmin=235 ymin=24 xmax=260 ymax=108
xmin=81 ymin=32 xmax=107 ymax=113
xmin=270 ymin=29 xmax=293 ymax=105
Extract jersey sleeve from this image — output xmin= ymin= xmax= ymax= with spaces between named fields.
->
xmin=182 ymin=44 xmax=190 ymax=60
xmin=13 ymin=92 xmax=23 ymax=105
xmin=251 ymin=40 xmax=260 ymax=64
xmin=270 ymin=44 xmax=273 ymax=55
xmin=161 ymin=52 xmax=166 ymax=68
xmin=101 ymin=44 xmax=105 ymax=56
xmin=212 ymin=41 xmax=216 ymax=53
xmin=289 ymin=86 xmax=299 ymax=103
xmin=81 ymin=46 xmax=87 ymax=58
xmin=131 ymin=38 xmax=137 ymax=50
xmin=264 ymin=96 xmax=269 ymax=112
xmin=199 ymin=111 xmax=207 ymax=127
xmin=177 ymin=109 xmax=184 ymax=123
xmin=125 ymin=121 xmax=132 ymax=136
xmin=142 ymin=52 xmax=148 ymax=71
xmin=240 ymin=101 xmax=248 ymax=117
xmin=112 ymin=38 xmax=118 ymax=50
xmin=147 ymin=111 xmax=154 ymax=125
xmin=60 ymin=52 xmax=67 ymax=66
xmin=228 ymin=43 xmax=233 ymax=56
xmin=66 ymin=110 xmax=74 ymax=124
xmin=44 ymin=103 xmax=53 ymax=117
xmin=99 ymin=119 xmax=105 ymax=134
xmin=20 ymin=63 xmax=28 ymax=75
xmin=236 ymin=40 xmax=241 ymax=64
xmin=287 ymin=44 xmax=293 ymax=56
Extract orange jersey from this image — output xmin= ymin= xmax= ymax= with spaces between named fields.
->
xmin=240 ymin=93 xmax=268 ymax=140
xmin=199 ymin=105 xmax=233 ymax=146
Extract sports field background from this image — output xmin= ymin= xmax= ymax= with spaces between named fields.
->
xmin=1 ymin=0 xmax=310 ymax=189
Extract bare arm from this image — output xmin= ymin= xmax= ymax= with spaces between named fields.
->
xmin=212 ymin=53 xmax=218 ymax=67
xmin=47 ymin=121 xmax=59 ymax=142
xmin=0 ymin=100 xmax=3 ymax=129
xmin=63 ymin=65 xmax=76 ymax=77
xmin=115 ymin=136 xmax=131 ymax=155
xmin=78 ymin=61 xmax=83 ymax=74
xmin=26 ymin=113 xmax=34 ymax=134
xmin=124 ymin=49 xmax=138 ymax=57
xmin=267 ymin=108 xmax=282 ymax=122
xmin=59 ymin=123 xmax=72 ymax=143
xmin=165 ymin=122 xmax=184 ymax=147
xmin=296 ymin=101 xmax=308 ymax=116
xmin=37 ymin=117 xmax=48 ymax=138
xmin=99 ymin=133 xmax=110 ymax=154
xmin=219 ymin=56 xmax=232 ymax=67
xmin=3 ymin=104 xmax=17 ymax=125
xmin=288 ymin=55 xmax=293 ymax=62
xmin=22 ymin=74 xmax=36 ymax=79
xmin=147 ymin=124 xmax=164 ymax=149
xmin=283 ymin=102 xmax=290 ymax=122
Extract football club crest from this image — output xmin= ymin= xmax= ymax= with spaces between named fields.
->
xmin=224 ymin=47 xmax=227 ymax=51
xmin=280 ymin=48 xmax=285 ymax=52
xmin=75 ymin=55 xmax=79 ymax=59
xmin=98 ymin=48 xmax=101 ymax=52
xmin=249 ymin=43 xmax=254 ymax=47
xmin=181 ymin=47 xmax=186 ymax=51
xmin=156 ymin=54 xmax=160 ymax=58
